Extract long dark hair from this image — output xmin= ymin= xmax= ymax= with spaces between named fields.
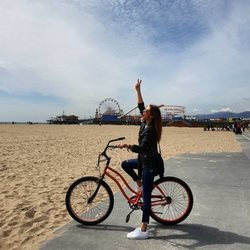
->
xmin=149 ymin=105 xmax=162 ymax=143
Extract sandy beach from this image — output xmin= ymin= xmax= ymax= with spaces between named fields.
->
xmin=0 ymin=124 xmax=242 ymax=250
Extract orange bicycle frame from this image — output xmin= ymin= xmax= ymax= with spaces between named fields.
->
xmin=102 ymin=163 xmax=167 ymax=207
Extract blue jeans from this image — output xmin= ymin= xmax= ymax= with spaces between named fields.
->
xmin=121 ymin=159 xmax=154 ymax=223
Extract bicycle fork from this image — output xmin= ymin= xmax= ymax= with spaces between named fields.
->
xmin=87 ymin=177 xmax=103 ymax=204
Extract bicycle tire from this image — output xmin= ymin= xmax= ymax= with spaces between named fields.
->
xmin=150 ymin=176 xmax=193 ymax=225
xmin=65 ymin=176 xmax=114 ymax=225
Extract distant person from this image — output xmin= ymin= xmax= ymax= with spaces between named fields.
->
xmin=117 ymin=79 xmax=162 ymax=240
xmin=242 ymin=124 xmax=246 ymax=132
xmin=233 ymin=123 xmax=236 ymax=133
xmin=235 ymin=122 xmax=242 ymax=134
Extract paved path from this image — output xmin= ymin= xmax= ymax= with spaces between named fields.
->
xmin=41 ymin=132 xmax=250 ymax=250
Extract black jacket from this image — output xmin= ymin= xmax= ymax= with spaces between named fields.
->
xmin=131 ymin=103 xmax=158 ymax=179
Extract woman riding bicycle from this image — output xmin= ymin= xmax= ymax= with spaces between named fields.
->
xmin=118 ymin=79 xmax=162 ymax=240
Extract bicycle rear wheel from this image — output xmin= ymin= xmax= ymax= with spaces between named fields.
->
xmin=150 ymin=176 xmax=193 ymax=225
xmin=66 ymin=176 xmax=114 ymax=225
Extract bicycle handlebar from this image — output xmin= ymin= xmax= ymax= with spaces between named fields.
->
xmin=96 ymin=137 xmax=126 ymax=173
xmin=101 ymin=137 xmax=126 ymax=159
xmin=108 ymin=137 xmax=125 ymax=143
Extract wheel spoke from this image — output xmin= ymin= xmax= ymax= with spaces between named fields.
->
xmin=66 ymin=177 xmax=114 ymax=225
xmin=151 ymin=177 xmax=193 ymax=225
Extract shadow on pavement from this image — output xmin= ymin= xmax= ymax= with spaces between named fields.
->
xmin=73 ymin=222 xmax=250 ymax=248
xmin=76 ymin=224 xmax=134 ymax=232
xmin=150 ymin=223 xmax=250 ymax=248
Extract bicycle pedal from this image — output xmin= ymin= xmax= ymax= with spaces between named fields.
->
xmin=125 ymin=214 xmax=130 ymax=223
xmin=125 ymin=208 xmax=135 ymax=223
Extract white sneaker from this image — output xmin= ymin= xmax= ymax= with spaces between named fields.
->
xmin=127 ymin=227 xmax=149 ymax=240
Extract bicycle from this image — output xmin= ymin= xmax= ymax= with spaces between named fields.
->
xmin=65 ymin=137 xmax=193 ymax=225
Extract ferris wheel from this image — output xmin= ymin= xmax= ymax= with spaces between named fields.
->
xmin=98 ymin=98 xmax=121 ymax=116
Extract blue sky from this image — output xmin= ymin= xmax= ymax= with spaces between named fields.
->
xmin=0 ymin=0 xmax=250 ymax=122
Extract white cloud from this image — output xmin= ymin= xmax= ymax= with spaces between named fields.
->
xmin=192 ymin=108 xmax=201 ymax=114
xmin=211 ymin=107 xmax=233 ymax=113
xmin=0 ymin=0 xmax=138 ymax=118
xmin=155 ymin=1 xmax=250 ymax=113
xmin=0 ymin=0 xmax=250 ymax=121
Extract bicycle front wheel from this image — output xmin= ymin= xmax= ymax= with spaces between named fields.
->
xmin=65 ymin=176 xmax=114 ymax=225
xmin=150 ymin=176 xmax=193 ymax=225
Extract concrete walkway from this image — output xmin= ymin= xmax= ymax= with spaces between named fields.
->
xmin=41 ymin=132 xmax=250 ymax=250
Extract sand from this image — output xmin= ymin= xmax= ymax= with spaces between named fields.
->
xmin=0 ymin=124 xmax=242 ymax=250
